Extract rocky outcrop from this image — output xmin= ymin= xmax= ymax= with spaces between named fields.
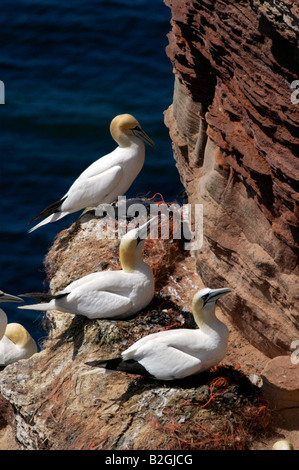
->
xmin=164 ymin=0 xmax=299 ymax=357
xmin=261 ymin=355 xmax=299 ymax=429
xmin=0 ymin=213 xmax=271 ymax=450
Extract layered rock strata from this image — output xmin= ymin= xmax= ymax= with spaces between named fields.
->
xmin=164 ymin=0 xmax=299 ymax=357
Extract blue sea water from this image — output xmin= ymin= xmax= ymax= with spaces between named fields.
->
xmin=0 ymin=1 xmax=182 ymax=346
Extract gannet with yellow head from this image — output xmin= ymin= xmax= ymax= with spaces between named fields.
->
xmin=0 ymin=290 xmax=37 ymax=367
xmin=272 ymin=440 xmax=294 ymax=450
xmin=85 ymin=287 xmax=232 ymax=380
xmin=29 ymin=114 xmax=155 ymax=232
xmin=19 ymin=217 xmax=158 ymax=319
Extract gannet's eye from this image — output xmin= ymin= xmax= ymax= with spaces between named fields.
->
xmin=136 ymin=236 xmax=142 ymax=245
xmin=201 ymin=294 xmax=209 ymax=305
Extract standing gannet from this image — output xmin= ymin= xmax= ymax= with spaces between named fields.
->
xmin=0 ymin=290 xmax=37 ymax=367
xmin=29 ymin=114 xmax=155 ymax=232
xmin=19 ymin=218 xmax=158 ymax=319
xmin=85 ymin=287 xmax=232 ymax=380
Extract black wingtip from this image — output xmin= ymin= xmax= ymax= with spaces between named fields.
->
xmin=85 ymin=358 xmax=122 ymax=370
xmin=85 ymin=360 xmax=105 ymax=367
xmin=85 ymin=358 xmax=153 ymax=378
xmin=29 ymin=196 xmax=67 ymax=224
xmin=18 ymin=292 xmax=43 ymax=299
xmin=19 ymin=291 xmax=69 ymax=302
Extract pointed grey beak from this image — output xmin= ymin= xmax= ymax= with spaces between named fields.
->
xmin=131 ymin=126 xmax=155 ymax=148
xmin=136 ymin=215 xmax=160 ymax=243
xmin=0 ymin=291 xmax=24 ymax=303
xmin=205 ymin=288 xmax=232 ymax=305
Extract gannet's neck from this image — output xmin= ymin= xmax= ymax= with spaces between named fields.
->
xmin=119 ymin=239 xmax=147 ymax=273
xmin=118 ymin=135 xmax=145 ymax=149
xmin=5 ymin=323 xmax=34 ymax=350
xmin=193 ymin=303 xmax=224 ymax=334
xmin=120 ymin=250 xmax=147 ymax=273
xmin=0 ymin=308 xmax=8 ymax=340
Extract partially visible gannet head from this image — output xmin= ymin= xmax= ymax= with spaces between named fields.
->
xmin=0 ymin=290 xmax=23 ymax=303
xmin=120 ymin=216 xmax=158 ymax=272
xmin=192 ymin=287 xmax=232 ymax=313
xmin=0 ymin=309 xmax=8 ymax=340
xmin=272 ymin=440 xmax=294 ymax=450
xmin=0 ymin=291 xmax=23 ymax=341
xmin=110 ymin=114 xmax=155 ymax=148
xmin=5 ymin=323 xmax=37 ymax=356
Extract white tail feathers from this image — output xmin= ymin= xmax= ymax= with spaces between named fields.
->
xmin=28 ymin=211 xmax=69 ymax=233
xmin=18 ymin=303 xmax=53 ymax=311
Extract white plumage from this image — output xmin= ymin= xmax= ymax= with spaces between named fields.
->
xmin=272 ymin=440 xmax=294 ymax=450
xmin=29 ymin=114 xmax=154 ymax=232
xmin=0 ymin=290 xmax=37 ymax=367
xmin=19 ymin=218 xmax=158 ymax=320
xmin=86 ymin=287 xmax=232 ymax=380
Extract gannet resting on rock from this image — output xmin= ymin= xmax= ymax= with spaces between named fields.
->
xmin=86 ymin=287 xmax=232 ymax=380
xmin=19 ymin=218 xmax=158 ymax=320
xmin=0 ymin=290 xmax=37 ymax=367
xmin=29 ymin=114 xmax=155 ymax=232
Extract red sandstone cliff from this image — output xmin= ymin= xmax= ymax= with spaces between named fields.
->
xmin=164 ymin=0 xmax=299 ymax=357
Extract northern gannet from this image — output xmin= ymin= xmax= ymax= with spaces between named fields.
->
xmin=85 ymin=287 xmax=232 ymax=380
xmin=272 ymin=440 xmax=294 ymax=450
xmin=19 ymin=218 xmax=158 ymax=320
xmin=29 ymin=114 xmax=155 ymax=232
xmin=0 ymin=290 xmax=37 ymax=367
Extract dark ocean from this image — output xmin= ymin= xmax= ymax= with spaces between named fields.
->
xmin=0 ymin=0 xmax=182 ymax=346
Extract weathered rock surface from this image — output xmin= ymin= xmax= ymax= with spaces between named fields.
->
xmin=261 ymin=355 xmax=299 ymax=429
xmin=262 ymin=355 xmax=299 ymax=409
xmin=164 ymin=0 xmax=299 ymax=357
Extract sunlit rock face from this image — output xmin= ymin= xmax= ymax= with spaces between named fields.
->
xmin=164 ymin=0 xmax=299 ymax=357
